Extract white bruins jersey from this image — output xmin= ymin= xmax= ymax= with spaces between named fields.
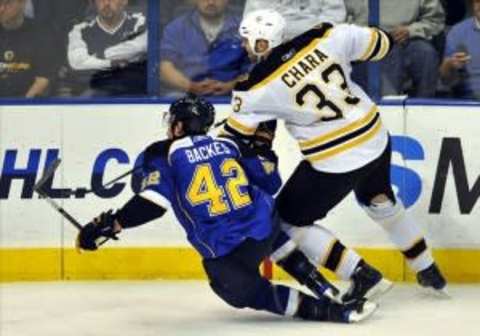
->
xmin=224 ymin=23 xmax=393 ymax=173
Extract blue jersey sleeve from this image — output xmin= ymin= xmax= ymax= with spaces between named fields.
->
xmin=241 ymin=151 xmax=282 ymax=195
xmin=137 ymin=141 xmax=175 ymax=209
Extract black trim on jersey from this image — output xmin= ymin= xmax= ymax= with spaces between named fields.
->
xmin=403 ymin=238 xmax=428 ymax=259
xmin=235 ymin=23 xmax=333 ymax=92
xmin=366 ymin=27 xmax=394 ymax=61
xmin=379 ymin=28 xmax=395 ymax=56
xmin=325 ymin=240 xmax=346 ymax=271
xmin=223 ymin=123 xmax=254 ymax=141
xmin=116 ymin=195 xmax=166 ymax=229
xmin=366 ymin=32 xmax=383 ymax=61
xmin=143 ymin=140 xmax=172 ymax=168
xmin=301 ymin=112 xmax=380 ymax=156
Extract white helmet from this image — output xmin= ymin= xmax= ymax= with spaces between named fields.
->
xmin=239 ymin=9 xmax=286 ymax=57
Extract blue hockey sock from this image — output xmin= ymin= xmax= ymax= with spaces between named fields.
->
xmin=249 ymin=279 xmax=300 ymax=316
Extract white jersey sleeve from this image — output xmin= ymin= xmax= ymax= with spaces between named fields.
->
xmin=222 ymin=86 xmax=277 ymax=138
xmin=329 ymin=24 xmax=392 ymax=63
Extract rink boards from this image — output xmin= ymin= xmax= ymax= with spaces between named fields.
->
xmin=1 ymin=103 xmax=480 ymax=282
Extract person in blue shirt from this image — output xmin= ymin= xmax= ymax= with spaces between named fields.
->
xmin=76 ymin=94 xmax=376 ymax=323
xmin=440 ymin=0 xmax=480 ymax=99
xmin=159 ymin=0 xmax=250 ymax=96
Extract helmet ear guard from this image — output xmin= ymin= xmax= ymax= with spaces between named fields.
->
xmin=239 ymin=9 xmax=286 ymax=58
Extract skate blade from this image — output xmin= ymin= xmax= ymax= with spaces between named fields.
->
xmin=324 ymin=288 xmax=342 ymax=304
xmin=349 ymin=301 xmax=378 ymax=323
xmin=365 ymin=278 xmax=394 ymax=302
xmin=421 ymin=286 xmax=451 ymax=300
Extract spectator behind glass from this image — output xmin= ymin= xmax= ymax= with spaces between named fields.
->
xmin=159 ymin=0 xmax=250 ymax=97
xmin=440 ymin=0 xmax=467 ymax=27
xmin=0 ymin=0 xmax=54 ymax=97
xmin=21 ymin=0 xmax=94 ymax=96
xmin=243 ymin=0 xmax=346 ymax=40
xmin=66 ymin=0 xmax=147 ymax=97
xmin=440 ymin=0 xmax=480 ymax=99
xmin=345 ymin=0 xmax=445 ymax=98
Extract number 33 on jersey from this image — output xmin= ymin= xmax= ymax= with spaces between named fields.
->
xmin=224 ymin=23 xmax=393 ymax=173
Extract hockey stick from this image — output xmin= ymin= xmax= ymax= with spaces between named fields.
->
xmin=34 ymin=158 xmax=83 ymax=230
xmin=67 ymin=119 xmax=228 ymax=197
xmin=67 ymin=166 xmax=142 ymax=197
xmin=213 ymin=118 xmax=227 ymax=129
xmin=34 ymin=158 xmax=110 ymax=248
xmin=66 ymin=117 xmax=229 ymax=197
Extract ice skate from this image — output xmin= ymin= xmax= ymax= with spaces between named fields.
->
xmin=296 ymin=295 xmax=378 ymax=323
xmin=304 ymin=269 xmax=341 ymax=303
xmin=342 ymin=260 xmax=393 ymax=303
xmin=417 ymin=262 xmax=449 ymax=298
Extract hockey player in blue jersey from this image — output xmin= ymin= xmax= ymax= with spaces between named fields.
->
xmin=76 ymin=95 xmax=377 ymax=323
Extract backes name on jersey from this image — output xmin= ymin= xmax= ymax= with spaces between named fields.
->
xmin=185 ymin=142 xmax=232 ymax=164
xmin=281 ymin=48 xmax=329 ymax=89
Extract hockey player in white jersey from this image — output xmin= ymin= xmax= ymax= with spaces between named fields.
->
xmin=222 ymin=9 xmax=447 ymax=303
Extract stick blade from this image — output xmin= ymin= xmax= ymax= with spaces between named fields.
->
xmin=34 ymin=158 xmax=62 ymax=193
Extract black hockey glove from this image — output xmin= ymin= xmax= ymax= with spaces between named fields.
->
xmin=250 ymin=120 xmax=278 ymax=162
xmin=253 ymin=120 xmax=277 ymax=149
xmin=76 ymin=210 xmax=119 ymax=251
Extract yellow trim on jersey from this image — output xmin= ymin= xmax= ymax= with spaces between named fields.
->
xmin=251 ymin=31 xmax=332 ymax=90
xmin=299 ymin=106 xmax=378 ymax=150
xmin=226 ymin=117 xmax=256 ymax=136
xmin=372 ymin=29 xmax=391 ymax=61
xmin=359 ymin=29 xmax=379 ymax=61
xmin=306 ymin=119 xmax=382 ymax=162
xmin=218 ymin=129 xmax=230 ymax=137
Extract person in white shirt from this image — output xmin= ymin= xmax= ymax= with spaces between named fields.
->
xmin=243 ymin=0 xmax=346 ymax=40
xmin=67 ymin=0 xmax=147 ymax=96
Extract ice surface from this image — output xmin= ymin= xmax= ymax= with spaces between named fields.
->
xmin=1 ymin=281 xmax=479 ymax=336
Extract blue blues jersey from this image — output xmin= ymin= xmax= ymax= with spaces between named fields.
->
xmin=139 ymin=136 xmax=281 ymax=259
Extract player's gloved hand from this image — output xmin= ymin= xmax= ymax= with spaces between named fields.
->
xmin=253 ymin=120 xmax=277 ymax=149
xmin=76 ymin=210 xmax=119 ymax=252
xmin=257 ymin=148 xmax=279 ymax=167
xmin=250 ymin=121 xmax=278 ymax=163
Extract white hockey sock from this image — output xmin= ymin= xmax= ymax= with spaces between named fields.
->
xmin=363 ymin=200 xmax=434 ymax=273
xmin=282 ymin=223 xmax=362 ymax=280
